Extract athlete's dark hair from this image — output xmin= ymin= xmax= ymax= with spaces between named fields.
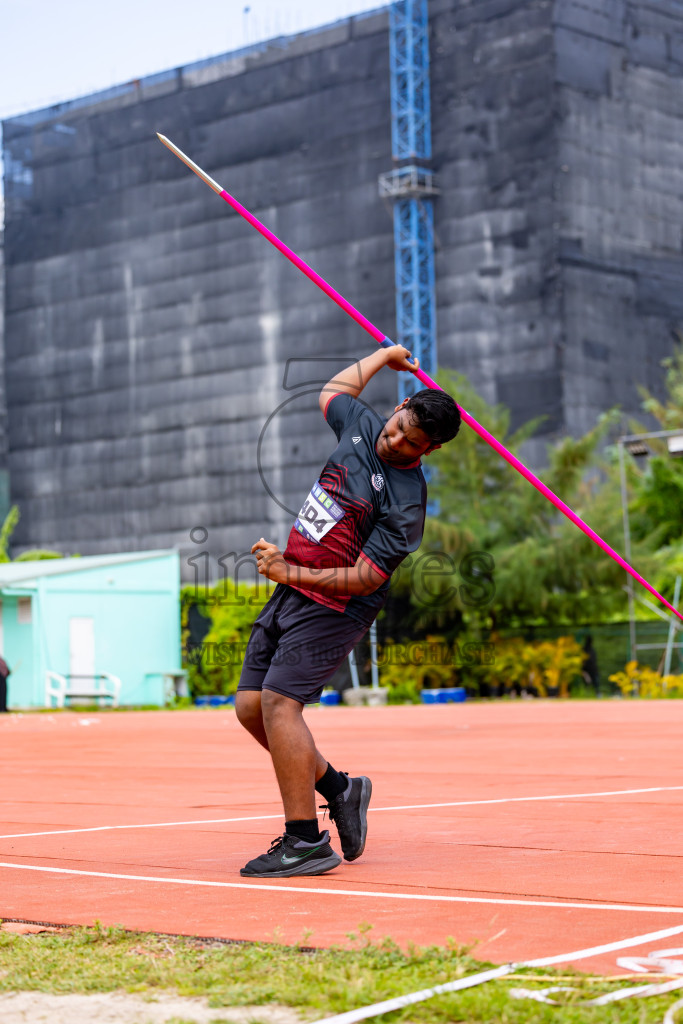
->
xmin=405 ymin=389 xmax=461 ymax=445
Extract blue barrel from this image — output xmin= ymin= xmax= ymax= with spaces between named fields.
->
xmin=422 ymin=688 xmax=466 ymax=704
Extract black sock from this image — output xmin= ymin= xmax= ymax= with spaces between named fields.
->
xmin=315 ymin=763 xmax=349 ymax=802
xmin=285 ymin=819 xmax=321 ymax=843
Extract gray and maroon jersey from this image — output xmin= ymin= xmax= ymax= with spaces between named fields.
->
xmin=283 ymin=393 xmax=427 ymax=626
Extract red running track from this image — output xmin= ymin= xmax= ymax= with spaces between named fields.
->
xmin=1 ymin=702 xmax=682 ymax=974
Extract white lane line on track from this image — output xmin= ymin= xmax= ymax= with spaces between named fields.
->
xmin=1 ymin=784 xmax=683 ymax=842
xmin=370 ymin=785 xmax=683 ymax=812
xmin=1 ymin=861 xmax=683 ymax=914
xmin=0 ymin=813 xmax=285 ymax=840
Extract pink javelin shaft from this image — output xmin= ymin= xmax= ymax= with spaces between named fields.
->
xmin=156 ymin=134 xmax=683 ymax=623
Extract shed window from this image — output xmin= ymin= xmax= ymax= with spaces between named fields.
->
xmin=17 ymin=598 xmax=32 ymax=625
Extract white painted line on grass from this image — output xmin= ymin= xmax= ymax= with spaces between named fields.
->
xmin=2 ymin=784 xmax=682 ymax=842
xmin=307 ymin=923 xmax=683 ymax=1024
xmin=1 ymin=861 xmax=683 ymax=914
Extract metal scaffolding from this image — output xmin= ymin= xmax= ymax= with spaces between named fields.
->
xmin=383 ymin=0 xmax=438 ymax=404
xmin=389 ymin=0 xmax=431 ymax=160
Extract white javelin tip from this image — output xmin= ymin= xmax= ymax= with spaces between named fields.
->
xmin=155 ymin=133 xmax=224 ymax=195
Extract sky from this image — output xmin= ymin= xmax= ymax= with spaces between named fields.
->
xmin=0 ymin=0 xmax=387 ymax=216
xmin=0 ymin=0 xmax=387 ymax=121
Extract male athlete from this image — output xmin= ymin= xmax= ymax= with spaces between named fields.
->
xmin=235 ymin=345 xmax=461 ymax=877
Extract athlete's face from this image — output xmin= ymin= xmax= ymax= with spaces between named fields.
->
xmin=375 ymin=400 xmax=441 ymax=466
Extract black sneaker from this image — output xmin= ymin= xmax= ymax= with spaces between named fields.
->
xmin=322 ymin=774 xmax=372 ymax=862
xmin=240 ymin=831 xmax=342 ymax=878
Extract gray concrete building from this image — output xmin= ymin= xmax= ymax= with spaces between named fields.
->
xmin=0 ymin=223 xmax=8 ymax=526
xmin=2 ymin=0 xmax=682 ymax=567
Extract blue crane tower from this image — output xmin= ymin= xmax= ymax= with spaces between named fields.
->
xmin=380 ymin=0 xmax=438 ymax=405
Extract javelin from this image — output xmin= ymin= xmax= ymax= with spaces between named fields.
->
xmin=156 ymin=133 xmax=682 ymax=624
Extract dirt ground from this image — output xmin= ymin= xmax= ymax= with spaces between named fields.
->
xmin=0 ymin=923 xmax=306 ymax=1024
xmin=0 ymin=991 xmax=305 ymax=1024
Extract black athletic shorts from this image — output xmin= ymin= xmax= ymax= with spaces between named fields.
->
xmin=237 ymin=585 xmax=368 ymax=704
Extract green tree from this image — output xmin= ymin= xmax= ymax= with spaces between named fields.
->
xmin=394 ymin=371 xmax=649 ymax=634
xmin=629 ymin=339 xmax=683 ymax=604
xmin=630 ymin=341 xmax=683 ymax=548
xmin=0 ymin=505 xmax=65 ymax=563
xmin=639 ymin=338 xmax=683 ymax=431
xmin=631 ymin=457 xmax=683 ymax=548
xmin=0 ymin=506 xmax=19 ymax=562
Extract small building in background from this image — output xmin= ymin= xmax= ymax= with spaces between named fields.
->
xmin=0 ymin=550 xmax=181 ymax=708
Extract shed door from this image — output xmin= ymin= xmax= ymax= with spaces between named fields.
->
xmin=69 ymin=617 xmax=95 ymax=679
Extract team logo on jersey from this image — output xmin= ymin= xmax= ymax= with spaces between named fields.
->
xmin=371 ymin=473 xmax=385 ymax=491
xmin=352 ymin=436 xmax=362 ymax=445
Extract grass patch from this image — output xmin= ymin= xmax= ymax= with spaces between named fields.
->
xmin=0 ymin=921 xmax=679 ymax=1022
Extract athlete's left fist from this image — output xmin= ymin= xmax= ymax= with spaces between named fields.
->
xmin=251 ymin=538 xmax=289 ymax=584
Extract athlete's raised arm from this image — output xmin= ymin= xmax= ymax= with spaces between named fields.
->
xmin=318 ymin=346 xmax=418 ymax=413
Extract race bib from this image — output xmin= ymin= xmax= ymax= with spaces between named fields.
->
xmin=294 ymin=482 xmax=345 ymax=544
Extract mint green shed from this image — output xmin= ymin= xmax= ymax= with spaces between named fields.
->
xmin=0 ymin=551 xmax=181 ymax=709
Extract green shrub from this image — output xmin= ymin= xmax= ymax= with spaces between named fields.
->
xmin=378 ymin=636 xmax=457 ymax=703
xmin=181 ymin=581 xmax=270 ymax=697
xmin=459 ymin=634 xmax=585 ymax=697
xmin=609 ymin=661 xmax=683 ymax=698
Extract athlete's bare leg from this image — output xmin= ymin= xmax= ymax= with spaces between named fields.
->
xmin=235 ymin=690 xmax=328 ymax=783
xmin=253 ymin=689 xmax=321 ymax=821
